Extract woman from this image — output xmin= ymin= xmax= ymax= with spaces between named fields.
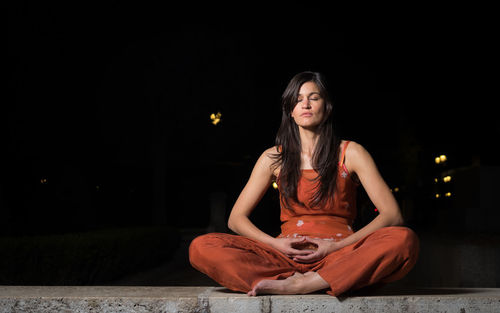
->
xmin=189 ymin=71 xmax=419 ymax=297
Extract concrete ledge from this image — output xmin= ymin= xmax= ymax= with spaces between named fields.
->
xmin=1 ymin=286 xmax=499 ymax=313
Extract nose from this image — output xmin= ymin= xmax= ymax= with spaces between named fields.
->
xmin=302 ymin=99 xmax=311 ymax=109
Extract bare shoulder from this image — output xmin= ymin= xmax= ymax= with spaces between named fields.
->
xmin=344 ymin=140 xmax=366 ymax=157
xmin=343 ymin=140 xmax=372 ymax=172
xmin=263 ymin=145 xmax=281 ymax=156
xmin=260 ymin=145 xmax=281 ymax=176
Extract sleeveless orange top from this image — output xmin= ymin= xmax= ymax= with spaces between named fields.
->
xmin=277 ymin=141 xmax=360 ymax=241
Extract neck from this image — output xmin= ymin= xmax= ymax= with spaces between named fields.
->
xmin=298 ymin=126 xmax=320 ymax=157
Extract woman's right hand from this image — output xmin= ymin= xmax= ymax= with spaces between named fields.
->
xmin=270 ymin=237 xmax=316 ymax=259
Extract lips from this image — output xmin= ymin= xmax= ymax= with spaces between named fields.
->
xmin=301 ymin=113 xmax=313 ymax=117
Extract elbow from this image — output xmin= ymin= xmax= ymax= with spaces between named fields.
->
xmin=391 ymin=212 xmax=405 ymax=226
xmin=228 ymin=213 xmax=247 ymax=234
xmin=379 ymin=208 xmax=404 ymax=227
xmin=227 ymin=215 xmax=236 ymax=233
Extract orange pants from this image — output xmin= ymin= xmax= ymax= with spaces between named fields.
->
xmin=189 ymin=226 xmax=419 ymax=296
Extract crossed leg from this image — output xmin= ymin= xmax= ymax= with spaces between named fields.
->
xmin=248 ymin=226 xmax=420 ymax=296
xmin=190 ymin=227 xmax=419 ymax=297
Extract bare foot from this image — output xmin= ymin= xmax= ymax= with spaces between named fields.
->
xmin=247 ymin=272 xmax=304 ymax=296
xmin=247 ymin=271 xmax=329 ymax=296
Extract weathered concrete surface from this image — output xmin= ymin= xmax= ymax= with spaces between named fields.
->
xmin=0 ymin=286 xmax=205 ymax=313
xmin=1 ymin=286 xmax=499 ymax=313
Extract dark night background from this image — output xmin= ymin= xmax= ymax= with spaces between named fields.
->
xmin=3 ymin=3 xmax=497 ymax=287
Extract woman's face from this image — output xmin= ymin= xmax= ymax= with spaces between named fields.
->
xmin=291 ymin=81 xmax=325 ymax=130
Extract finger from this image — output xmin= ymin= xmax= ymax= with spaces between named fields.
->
xmin=294 ymin=252 xmax=316 ymax=260
xmin=293 ymin=252 xmax=320 ymax=263
xmin=287 ymin=251 xmax=314 ymax=259
xmin=288 ymin=248 xmax=315 ymax=256
xmin=293 ymin=256 xmax=316 ymax=264
xmin=290 ymin=236 xmax=307 ymax=243
xmin=304 ymin=236 xmax=322 ymax=243
xmin=284 ymin=249 xmax=310 ymax=257
xmin=291 ymin=255 xmax=316 ymax=263
xmin=293 ymin=258 xmax=315 ymax=264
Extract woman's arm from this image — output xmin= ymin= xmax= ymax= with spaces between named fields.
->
xmin=227 ymin=147 xmax=314 ymax=257
xmin=227 ymin=147 xmax=281 ymax=246
xmin=337 ymin=141 xmax=404 ymax=248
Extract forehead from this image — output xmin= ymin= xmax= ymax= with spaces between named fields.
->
xmin=298 ymin=81 xmax=320 ymax=95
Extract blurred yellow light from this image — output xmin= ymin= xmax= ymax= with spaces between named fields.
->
xmin=40 ymin=178 xmax=47 ymax=184
xmin=440 ymin=155 xmax=447 ymax=162
xmin=434 ymin=178 xmax=438 ymax=183
xmin=435 ymin=157 xmax=441 ymax=164
xmin=443 ymin=176 xmax=451 ymax=183
xmin=272 ymin=181 xmax=278 ymax=189
xmin=394 ymin=187 xmax=399 ymax=192
xmin=210 ymin=112 xmax=222 ymax=125
xmin=445 ymin=192 xmax=451 ymax=197
xmin=435 ymin=193 xmax=440 ymax=198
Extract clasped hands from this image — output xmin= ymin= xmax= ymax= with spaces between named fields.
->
xmin=271 ymin=236 xmax=343 ymax=263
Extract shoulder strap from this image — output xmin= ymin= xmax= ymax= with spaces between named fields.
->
xmin=339 ymin=141 xmax=351 ymax=167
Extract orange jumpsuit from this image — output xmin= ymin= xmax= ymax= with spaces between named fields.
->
xmin=189 ymin=141 xmax=420 ymax=296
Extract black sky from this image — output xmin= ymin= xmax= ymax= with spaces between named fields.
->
xmin=5 ymin=3 xmax=481 ymax=233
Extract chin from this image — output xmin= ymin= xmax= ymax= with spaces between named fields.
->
xmin=293 ymin=118 xmax=321 ymax=130
xmin=299 ymin=123 xmax=320 ymax=130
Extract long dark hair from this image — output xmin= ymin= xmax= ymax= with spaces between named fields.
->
xmin=271 ymin=71 xmax=341 ymax=210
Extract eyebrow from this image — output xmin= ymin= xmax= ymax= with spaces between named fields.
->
xmin=298 ymin=92 xmax=321 ymax=97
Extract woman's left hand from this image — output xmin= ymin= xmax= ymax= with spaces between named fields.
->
xmin=292 ymin=237 xmax=343 ymax=263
